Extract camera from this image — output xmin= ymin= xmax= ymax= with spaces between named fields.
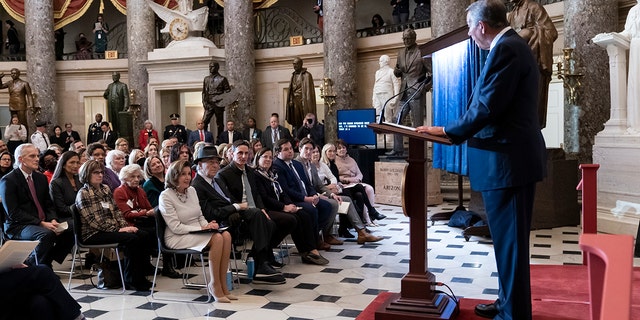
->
xmin=307 ymin=118 xmax=313 ymax=124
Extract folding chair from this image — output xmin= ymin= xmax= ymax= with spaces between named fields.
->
xmin=150 ymin=208 xmax=212 ymax=303
xmin=67 ymin=204 xmax=126 ymax=294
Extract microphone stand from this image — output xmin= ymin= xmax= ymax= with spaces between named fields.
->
xmin=377 ymin=75 xmax=431 ymax=125
xmin=394 ymin=76 xmax=432 ymax=125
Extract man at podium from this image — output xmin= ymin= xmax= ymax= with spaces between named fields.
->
xmin=417 ymin=1 xmax=546 ymax=319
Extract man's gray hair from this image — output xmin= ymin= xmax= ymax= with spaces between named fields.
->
xmin=467 ymin=0 xmax=508 ymax=29
xmin=14 ymin=143 xmax=36 ymax=168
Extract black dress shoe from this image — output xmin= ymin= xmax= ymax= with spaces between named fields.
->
xmin=338 ymin=226 xmax=355 ymax=238
xmin=161 ymin=264 xmax=182 ymax=279
xmin=369 ymin=209 xmax=386 ymax=221
xmin=474 ymin=303 xmax=498 ymax=319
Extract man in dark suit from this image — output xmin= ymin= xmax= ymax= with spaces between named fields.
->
xmin=261 ymin=113 xmax=292 ymax=151
xmin=271 ymin=139 xmax=335 ymax=250
xmin=0 ymin=144 xmax=74 ymax=267
xmin=241 ymin=117 xmax=262 ymax=141
xmin=62 ymin=122 xmax=82 ymax=151
xmin=215 ymin=141 xmax=285 ymax=284
xmin=295 ymin=113 xmax=325 ymax=147
xmin=100 ymin=121 xmax=117 ymax=150
xmin=215 ymin=120 xmax=243 ymax=145
xmin=418 ymin=1 xmax=546 ymax=319
xmin=387 ymin=27 xmax=432 ymax=156
xmin=187 ymin=119 xmax=214 ymax=147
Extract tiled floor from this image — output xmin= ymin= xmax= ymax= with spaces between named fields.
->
xmin=59 ymin=201 xmax=634 ymax=319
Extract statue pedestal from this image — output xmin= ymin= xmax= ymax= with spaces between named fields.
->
xmin=593 ymin=32 xmax=640 ymax=236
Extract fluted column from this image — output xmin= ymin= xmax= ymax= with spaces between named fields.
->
xmin=323 ymin=0 xmax=357 ymax=143
xmin=431 ymin=0 xmax=468 ymax=38
xmin=565 ymin=0 xmax=617 ymax=164
xmin=224 ymin=0 xmax=255 ymax=131
xmin=25 ymin=0 xmax=55 ymax=129
xmin=127 ymin=0 xmax=155 ymax=141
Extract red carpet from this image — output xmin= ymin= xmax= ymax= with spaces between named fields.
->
xmin=357 ymin=265 xmax=640 ymax=319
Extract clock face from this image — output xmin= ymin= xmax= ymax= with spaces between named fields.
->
xmin=169 ymin=18 xmax=189 ymax=41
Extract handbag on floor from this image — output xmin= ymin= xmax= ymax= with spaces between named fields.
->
xmin=91 ymin=260 xmax=122 ymax=289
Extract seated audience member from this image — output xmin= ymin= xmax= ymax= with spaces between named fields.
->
xmin=250 ymin=139 xmax=263 ymax=156
xmin=216 ymin=140 xmax=295 ymax=270
xmin=0 ymin=144 xmax=74 ymax=267
xmin=170 ymin=142 xmax=192 ymax=164
xmin=114 ymin=164 xmax=180 ymax=279
xmin=75 ymin=159 xmax=152 ymax=291
xmin=77 ymin=148 xmax=88 ymax=165
xmin=159 ymin=160 xmax=236 ymax=302
xmin=219 ymin=144 xmax=233 ymax=168
xmin=295 ymin=113 xmax=324 ymax=147
xmin=49 ymin=151 xmax=81 ymax=231
xmin=48 ymin=144 xmax=64 ymax=158
xmin=106 ymin=149 xmax=126 ymax=175
xmin=242 ymin=117 xmax=262 ymax=141
xmin=144 ymin=143 xmax=159 ymax=158
xmin=261 ymin=113 xmax=292 ymax=151
xmin=148 ymin=136 xmax=159 ymax=148
xmin=321 ymin=143 xmax=381 ymax=226
xmin=138 ymin=120 xmax=159 ymax=150
xmin=39 ymin=149 xmax=58 ymax=183
xmin=115 ymin=138 xmax=130 ymax=163
xmin=334 ymin=139 xmax=386 ymax=223
xmin=69 ymin=140 xmax=85 ymax=153
xmin=0 ymin=265 xmax=85 ymax=320
xmin=0 ymin=140 xmax=6 ymax=154
xmin=86 ymin=142 xmax=119 ymax=191
xmin=312 ymin=144 xmax=383 ymax=242
xmin=216 ymin=120 xmax=243 ymax=145
xmin=253 ymin=147 xmax=329 ymax=265
xmin=271 ymin=139 xmax=335 ymax=250
xmin=129 ymin=148 xmax=145 ymax=168
xmin=160 ymin=146 xmax=172 ymax=168
xmin=192 ymin=145 xmax=285 ymax=284
xmin=142 ymin=155 xmax=166 ymax=208
xmin=0 ymin=152 xmax=14 ymax=179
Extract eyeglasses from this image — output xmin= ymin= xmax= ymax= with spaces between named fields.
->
xmin=91 ymin=170 xmax=104 ymax=175
xmin=118 ymin=143 xmax=128 ymax=147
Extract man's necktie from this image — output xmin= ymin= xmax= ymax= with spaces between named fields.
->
xmin=103 ymin=132 xmax=107 ymax=140
xmin=289 ymin=162 xmax=307 ymax=193
xmin=241 ymin=170 xmax=256 ymax=207
xmin=200 ymin=130 xmax=204 ymax=142
xmin=27 ymin=175 xmax=46 ymax=221
xmin=212 ymin=180 xmax=230 ymax=202
xmin=229 ymin=131 xmax=233 ymax=144
xmin=273 ymin=129 xmax=279 ymax=144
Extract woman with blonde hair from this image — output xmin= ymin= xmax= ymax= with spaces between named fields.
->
xmin=159 ymin=160 xmax=235 ymax=303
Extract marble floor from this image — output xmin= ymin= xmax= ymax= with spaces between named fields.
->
xmin=59 ymin=201 xmax=635 ymax=320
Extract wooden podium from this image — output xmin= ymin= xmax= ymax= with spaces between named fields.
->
xmin=369 ymin=123 xmax=458 ymax=320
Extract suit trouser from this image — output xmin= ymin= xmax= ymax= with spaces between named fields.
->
xmin=295 ymin=198 xmax=334 ymax=240
xmin=482 ymin=183 xmax=536 ymax=320
xmin=241 ymin=207 xmax=276 ymax=264
xmin=11 ymin=224 xmax=74 ymax=266
xmin=0 ymin=265 xmax=82 ymax=320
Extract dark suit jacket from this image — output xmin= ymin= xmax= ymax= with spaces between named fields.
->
xmin=49 ymin=175 xmax=81 ymax=220
xmin=215 ymin=130 xmax=243 ymax=145
xmin=215 ymin=163 xmax=265 ymax=209
xmin=253 ymin=170 xmax=293 ymax=212
xmin=0 ymin=169 xmax=58 ymax=235
xmin=191 ymin=174 xmax=237 ymax=222
xmin=444 ymin=29 xmax=546 ymax=191
xmin=187 ymin=130 xmax=214 ymax=147
xmin=261 ymin=125 xmax=292 ymax=150
xmin=102 ymin=130 xmax=118 ymax=150
xmin=242 ymin=127 xmax=262 ymax=141
xmin=272 ymin=158 xmax=316 ymax=203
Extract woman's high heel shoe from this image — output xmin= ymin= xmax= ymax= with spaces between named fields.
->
xmin=225 ymin=293 xmax=239 ymax=300
xmin=208 ymin=282 xmax=231 ymax=303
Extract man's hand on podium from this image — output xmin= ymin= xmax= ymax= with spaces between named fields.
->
xmin=416 ymin=126 xmax=446 ymax=137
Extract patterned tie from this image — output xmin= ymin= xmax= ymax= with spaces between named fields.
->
xmin=273 ymin=129 xmax=279 ymax=144
xmin=289 ymin=162 xmax=307 ymax=194
xmin=241 ymin=170 xmax=256 ymax=208
xmin=27 ymin=175 xmax=46 ymax=221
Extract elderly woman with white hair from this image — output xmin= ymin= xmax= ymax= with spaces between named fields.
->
xmin=138 ymin=119 xmax=159 ymax=150
xmin=113 ymin=164 xmax=181 ymax=278
xmin=106 ymin=149 xmax=126 ymax=175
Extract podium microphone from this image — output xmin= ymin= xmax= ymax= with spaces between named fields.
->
xmin=378 ymin=74 xmax=431 ymax=124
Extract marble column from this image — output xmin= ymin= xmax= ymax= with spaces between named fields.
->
xmin=431 ymin=0 xmax=468 ymax=38
xmin=564 ymin=0 xmax=617 ymax=164
xmin=127 ymin=0 xmax=155 ymax=144
xmin=224 ymin=0 xmax=255 ymax=131
xmin=25 ymin=0 xmax=56 ymax=130
xmin=323 ymin=0 xmax=357 ymax=143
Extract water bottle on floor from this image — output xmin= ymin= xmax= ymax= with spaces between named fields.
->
xmin=246 ymin=257 xmax=254 ymax=279
xmin=226 ymin=269 xmax=233 ymax=291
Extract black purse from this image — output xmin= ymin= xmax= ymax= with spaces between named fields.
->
xmin=91 ymin=260 xmax=122 ymax=289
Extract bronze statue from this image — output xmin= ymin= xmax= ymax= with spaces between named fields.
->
xmin=0 ymin=68 xmax=33 ymax=127
xmin=508 ymin=0 xmax=558 ymax=128
xmin=287 ymin=57 xmax=317 ymax=129
xmin=202 ymin=60 xmax=231 ymax=136
xmin=103 ymin=71 xmax=129 ymax=134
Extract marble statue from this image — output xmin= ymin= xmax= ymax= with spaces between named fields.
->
xmin=620 ymin=0 xmax=640 ymax=130
xmin=372 ymin=55 xmax=400 ymax=122
xmin=146 ymin=0 xmax=209 ymax=47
